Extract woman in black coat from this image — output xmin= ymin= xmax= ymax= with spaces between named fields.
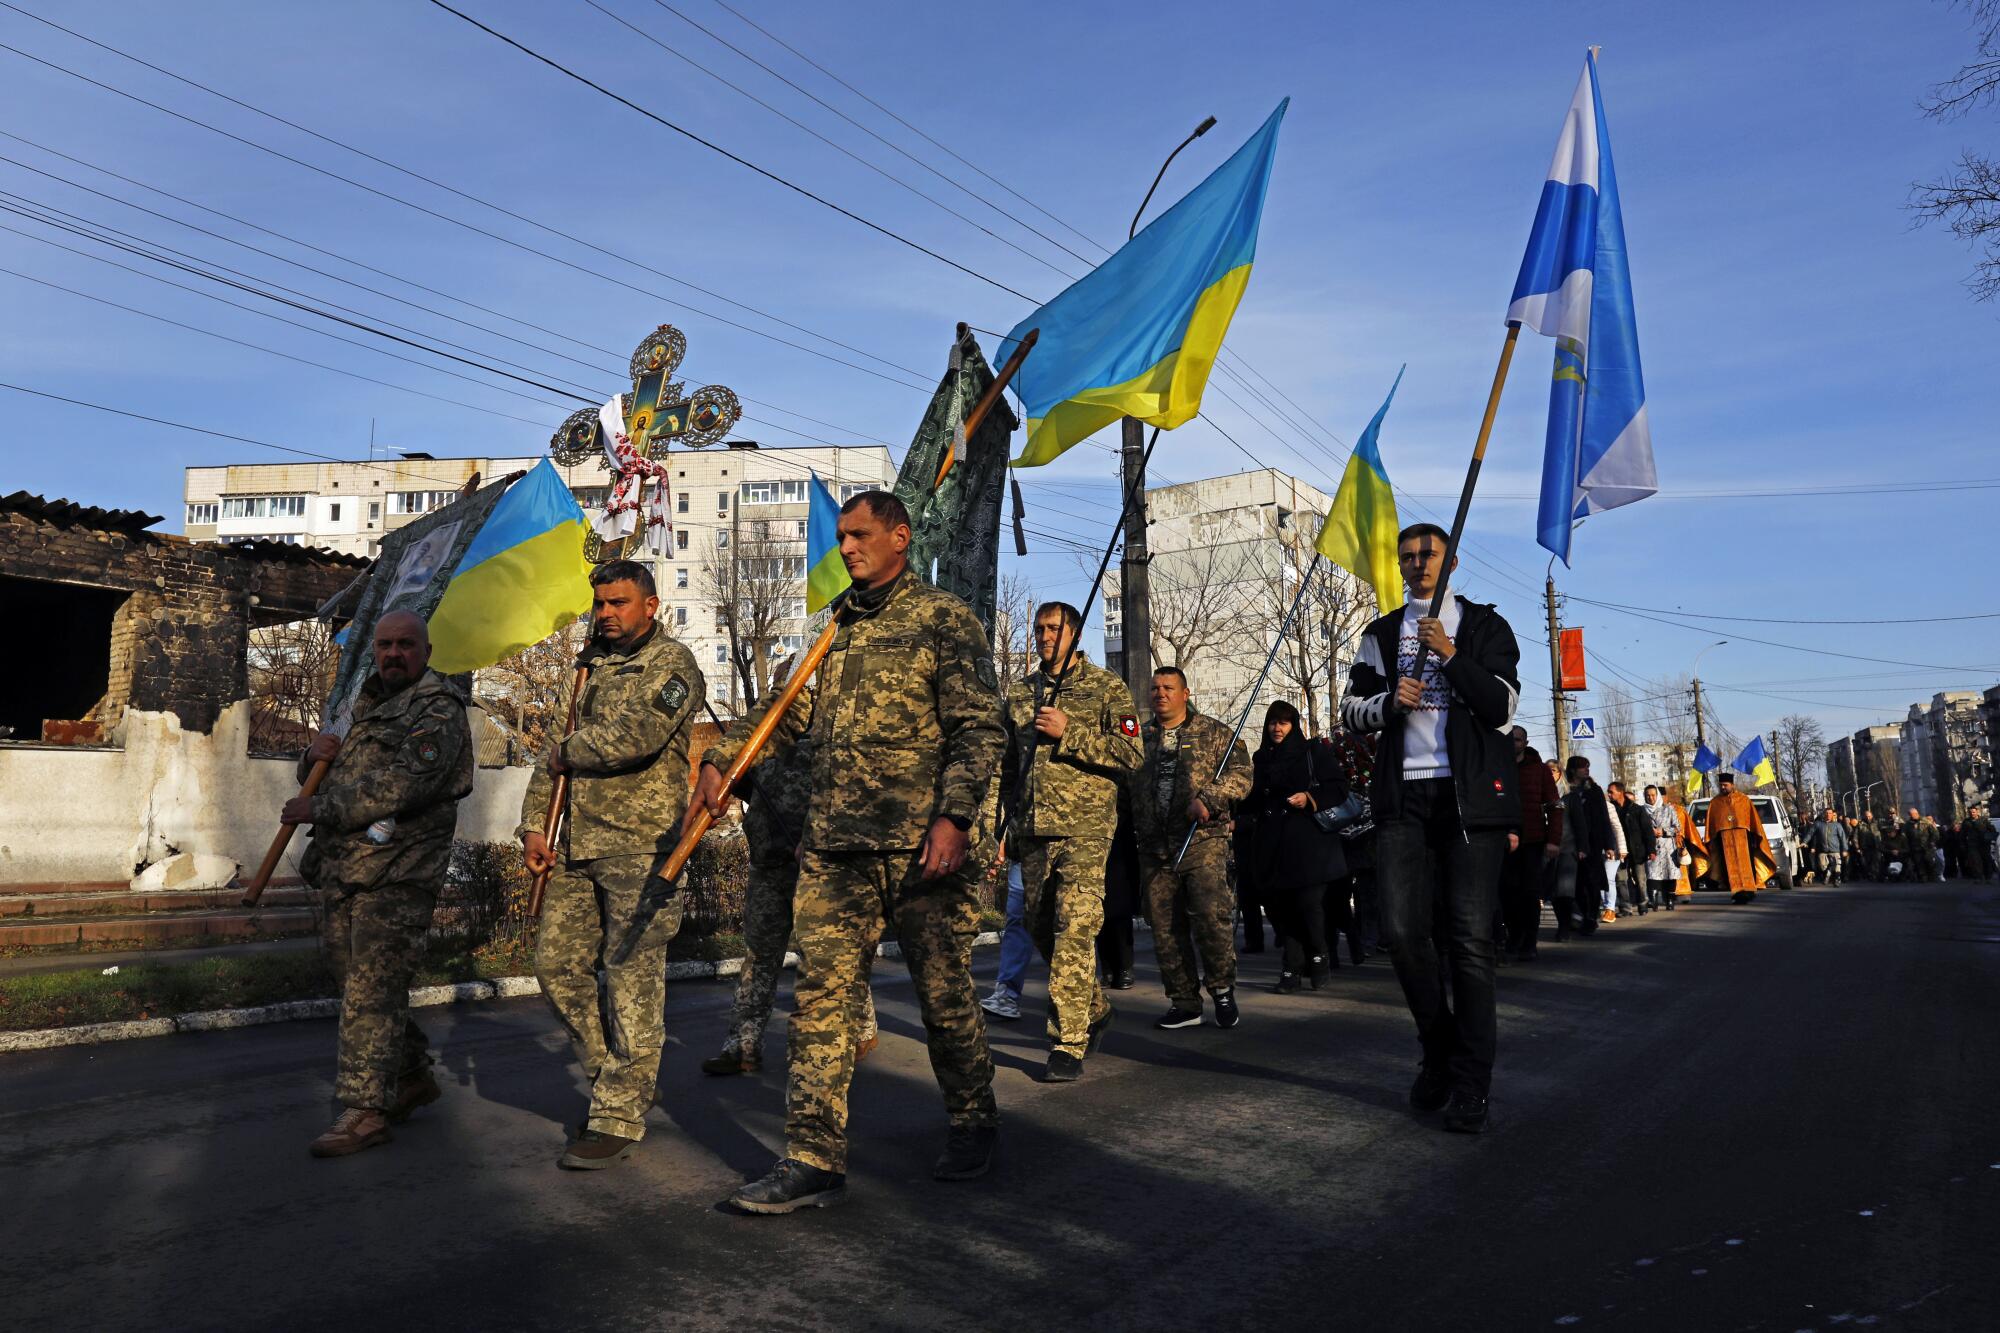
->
xmin=1242 ymin=701 xmax=1349 ymax=990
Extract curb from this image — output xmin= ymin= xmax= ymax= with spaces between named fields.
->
xmin=0 ymin=931 xmax=1003 ymax=1054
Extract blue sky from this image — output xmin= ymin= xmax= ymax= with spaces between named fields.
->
xmin=3 ymin=0 xmax=1997 ymax=765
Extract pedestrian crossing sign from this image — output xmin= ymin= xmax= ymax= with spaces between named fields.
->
xmin=1569 ymin=717 xmax=1596 ymax=741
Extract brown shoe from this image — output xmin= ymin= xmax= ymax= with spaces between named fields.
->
xmin=558 ymin=1129 xmax=639 ymax=1170
xmin=855 ymin=1035 xmax=879 ymax=1063
xmin=700 ymin=1048 xmax=760 ymax=1077
xmin=387 ymin=1068 xmax=441 ymax=1123
xmin=310 ymin=1107 xmax=392 ymax=1158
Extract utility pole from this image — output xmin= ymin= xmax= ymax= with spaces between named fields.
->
xmin=1545 ymin=575 xmax=1569 ymax=766
xmin=1118 ymin=114 xmax=1215 ymax=709
xmin=1119 ymin=416 xmax=1153 ymax=705
xmin=1691 ymin=676 xmax=1707 ymax=754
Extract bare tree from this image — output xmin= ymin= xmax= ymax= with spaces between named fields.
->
xmin=1913 ymin=1 xmax=2000 ymax=298
xmin=991 ymin=571 xmax=1039 ymax=692
xmin=245 ymin=619 xmax=339 ymax=755
xmin=1644 ymin=674 xmax=1699 ymax=790
xmin=1774 ymin=714 xmax=1828 ymax=821
xmin=701 ymin=517 xmax=806 ymax=712
xmin=1597 ymin=681 xmax=1638 ymax=788
xmin=1147 ymin=538 xmax=1263 ymax=725
xmin=478 ymin=619 xmax=588 ymax=763
xmin=1258 ymin=534 xmax=1375 ymax=737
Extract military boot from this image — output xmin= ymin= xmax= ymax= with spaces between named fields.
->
xmin=700 ymin=1048 xmax=760 ymax=1077
xmin=729 ymin=1158 xmax=847 ymax=1214
xmin=387 ymin=1068 xmax=441 ymax=1124
xmin=1044 ymin=1051 xmax=1083 ymax=1083
xmin=559 ymin=1129 xmax=639 ymax=1170
xmin=933 ymin=1124 xmax=998 ymax=1180
xmin=309 ymin=1107 xmax=392 ymax=1158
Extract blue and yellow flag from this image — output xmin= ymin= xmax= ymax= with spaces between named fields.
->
xmin=428 ymin=459 xmax=593 ymax=673
xmin=1733 ymin=736 xmax=1776 ymax=789
xmin=1315 ymin=366 xmax=1406 ymax=611
xmin=805 ymin=470 xmax=851 ymax=614
xmin=995 ymin=101 xmax=1287 ymax=466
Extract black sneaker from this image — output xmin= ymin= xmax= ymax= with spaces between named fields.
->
xmin=1442 ymin=1090 xmax=1489 ymax=1134
xmin=728 ymin=1158 xmax=847 ymax=1214
xmin=933 ymin=1124 xmax=998 ymax=1180
xmin=1276 ymin=970 xmax=1303 ymax=993
xmin=1155 ymin=1004 xmax=1203 ymax=1030
xmin=1043 ymin=1052 xmax=1083 ymax=1083
xmin=1213 ymin=990 xmax=1240 ymax=1029
xmin=1111 ymin=970 xmax=1135 ymax=990
xmin=1410 ymin=1065 xmax=1451 ymax=1112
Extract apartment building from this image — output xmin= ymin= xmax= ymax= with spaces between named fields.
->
xmin=184 ymin=442 xmax=896 ymax=713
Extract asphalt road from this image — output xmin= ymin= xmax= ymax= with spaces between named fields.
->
xmin=4 ymin=880 xmax=1996 ymax=1332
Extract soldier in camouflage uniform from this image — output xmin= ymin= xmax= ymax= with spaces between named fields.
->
xmin=690 ymin=491 xmax=1004 ymax=1214
xmin=294 ymin=610 xmax=474 ymax=1159
xmin=997 ymin=602 xmax=1142 ymax=1082
xmin=1130 ymin=666 xmax=1253 ymax=1032
xmin=520 ymin=561 xmax=704 ymax=1170
xmin=698 ymin=659 xmax=878 ymax=1077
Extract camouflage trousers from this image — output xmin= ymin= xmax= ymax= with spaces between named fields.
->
xmin=787 ymin=847 xmax=997 ymax=1173
xmin=1019 ymin=836 xmax=1112 ymax=1057
xmin=721 ymin=857 xmax=877 ymax=1061
xmin=1140 ymin=836 xmax=1238 ymax=1007
xmin=536 ymin=853 xmax=683 ymax=1140
xmin=322 ymin=880 xmax=437 ymax=1109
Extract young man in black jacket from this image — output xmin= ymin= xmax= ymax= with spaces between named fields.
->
xmin=1340 ymin=524 xmax=1521 ymax=1134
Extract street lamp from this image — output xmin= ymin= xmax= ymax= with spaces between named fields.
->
xmin=1118 ymin=114 xmax=1217 ymax=702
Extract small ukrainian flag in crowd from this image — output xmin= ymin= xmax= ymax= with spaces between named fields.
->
xmin=1316 ymin=367 xmax=1406 ymax=612
xmin=1733 ymin=736 xmax=1777 ymax=790
xmin=996 ymin=101 xmax=1287 ymax=467
xmin=428 ymin=459 xmax=593 ymax=673
xmin=804 ymin=470 xmax=851 ymax=614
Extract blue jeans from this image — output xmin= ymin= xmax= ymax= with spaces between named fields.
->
xmin=995 ymin=861 xmax=1033 ymax=994
xmin=1375 ymin=778 xmax=1508 ymax=1097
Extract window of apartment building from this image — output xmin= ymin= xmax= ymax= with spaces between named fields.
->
xmin=328 ymin=502 xmax=341 ymax=522
xmin=677 ymin=492 xmax=689 ymax=514
xmin=388 ymin=490 xmax=455 ymax=515
xmin=714 ymin=608 xmax=728 ymax=632
xmin=741 ymin=479 xmax=807 ymax=505
xmin=676 ymin=530 xmax=690 ymax=550
xmin=185 ymin=502 xmax=218 ymax=526
xmin=674 ymin=607 xmax=688 ymax=627
xmin=714 ymin=644 xmax=728 ymax=665
xmin=572 ymin=486 xmax=608 ymax=508
xmin=675 ymin=567 xmax=689 ymax=589
xmin=368 ymin=501 xmax=380 ymax=524
xmin=715 ymin=530 xmax=729 ymax=549
xmin=717 ymin=491 xmax=730 ymax=512
xmin=220 ymin=494 xmax=307 ymax=520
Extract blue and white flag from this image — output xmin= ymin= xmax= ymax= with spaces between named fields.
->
xmin=1509 ymin=51 xmax=1656 ymax=565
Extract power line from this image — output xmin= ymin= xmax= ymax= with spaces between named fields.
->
xmin=420 ymin=0 xmax=1038 ymax=302
xmin=0 ymin=19 xmax=936 ymax=391
xmin=1569 ymin=599 xmax=2000 ymax=675
xmin=1564 ymin=592 xmax=2000 ymax=627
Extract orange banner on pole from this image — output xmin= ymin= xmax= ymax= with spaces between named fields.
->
xmin=1558 ymin=627 xmax=1587 ymax=691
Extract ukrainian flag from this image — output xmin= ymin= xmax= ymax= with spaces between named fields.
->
xmin=995 ymin=100 xmax=1287 ymax=467
xmin=428 ymin=459 xmax=593 ymax=673
xmin=1316 ymin=366 xmax=1406 ymax=612
xmin=805 ymin=470 xmax=851 ymax=614
xmin=1733 ymin=736 xmax=1777 ymax=790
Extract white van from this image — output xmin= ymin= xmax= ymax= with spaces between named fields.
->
xmin=1687 ymin=793 xmax=1799 ymax=891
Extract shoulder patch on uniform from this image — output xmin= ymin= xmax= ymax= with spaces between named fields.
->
xmin=974 ymin=655 xmax=998 ymax=691
xmin=657 ymin=674 xmax=690 ymax=715
xmin=1117 ymin=714 xmax=1139 ymax=737
xmin=404 ymin=725 xmax=443 ymax=772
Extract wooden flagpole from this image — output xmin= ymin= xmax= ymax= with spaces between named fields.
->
xmin=658 ymin=327 xmax=1038 ymax=884
xmin=525 ymin=664 xmax=589 ymax=918
xmin=1404 ymin=322 xmax=1521 ymax=685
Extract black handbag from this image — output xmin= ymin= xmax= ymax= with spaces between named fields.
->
xmin=1305 ymin=746 xmax=1373 ymax=839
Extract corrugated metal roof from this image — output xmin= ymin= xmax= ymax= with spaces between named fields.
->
xmin=0 ymin=490 xmax=162 ymax=533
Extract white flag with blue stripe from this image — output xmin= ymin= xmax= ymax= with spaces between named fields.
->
xmin=1509 ymin=51 xmax=1655 ymax=565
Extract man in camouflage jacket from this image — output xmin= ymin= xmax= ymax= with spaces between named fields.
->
xmin=697 ymin=659 xmax=877 ymax=1078
xmin=1130 ymin=666 xmax=1253 ymax=1031
xmin=690 ymin=491 xmax=1005 ymax=1214
xmin=520 ymin=561 xmax=703 ymax=1170
xmin=293 ymin=610 xmax=474 ymax=1159
xmin=997 ymin=602 xmax=1142 ymax=1081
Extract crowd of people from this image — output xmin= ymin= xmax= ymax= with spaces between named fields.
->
xmin=1805 ymin=805 xmax=1997 ymax=884
xmin=288 ymin=502 xmax=1993 ymax=1216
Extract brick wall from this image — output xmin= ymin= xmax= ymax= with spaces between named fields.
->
xmin=0 ymin=511 xmax=363 ymax=734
